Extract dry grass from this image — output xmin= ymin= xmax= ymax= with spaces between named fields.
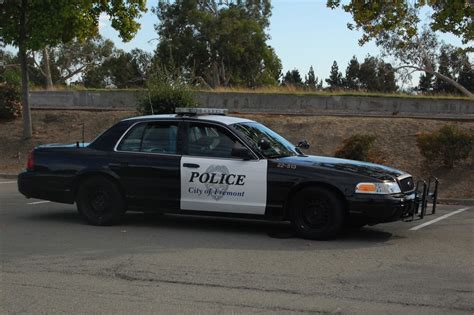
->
xmin=30 ymin=86 xmax=474 ymax=100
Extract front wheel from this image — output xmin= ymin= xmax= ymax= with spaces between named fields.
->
xmin=76 ymin=176 xmax=126 ymax=226
xmin=290 ymin=187 xmax=345 ymax=240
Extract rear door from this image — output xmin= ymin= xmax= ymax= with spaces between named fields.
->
xmin=110 ymin=120 xmax=183 ymax=210
xmin=180 ymin=122 xmax=267 ymax=215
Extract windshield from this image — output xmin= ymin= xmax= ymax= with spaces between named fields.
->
xmin=232 ymin=122 xmax=300 ymax=158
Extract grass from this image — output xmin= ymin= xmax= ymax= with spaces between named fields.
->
xmin=207 ymin=86 xmax=473 ymax=100
xmin=30 ymin=85 xmax=473 ymax=101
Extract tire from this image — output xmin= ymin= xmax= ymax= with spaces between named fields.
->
xmin=290 ymin=187 xmax=345 ymax=240
xmin=76 ymin=176 xmax=126 ymax=226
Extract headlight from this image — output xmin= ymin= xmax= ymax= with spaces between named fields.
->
xmin=355 ymin=182 xmax=401 ymax=194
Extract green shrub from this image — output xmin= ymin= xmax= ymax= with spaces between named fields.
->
xmin=0 ymin=83 xmax=22 ymax=120
xmin=137 ymin=71 xmax=197 ymax=115
xmin=334 ymin=134 xmax=381 ymax=163
xmin=417 ymin=125 xmax=473 ymax=168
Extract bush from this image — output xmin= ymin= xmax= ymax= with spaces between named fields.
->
xmin=334 ymin=134 xmax=382 ymax=163
xmin=137 ymin=71 xmax=197 ymax=115
xmin=417 ymin=125 xmax=473 ymax=168
xmin=0 ymin=83 xmax=22 ymax=120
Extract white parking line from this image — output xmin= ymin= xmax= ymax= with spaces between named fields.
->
xmin=27 ymin=201 xmax=51 ymax=205
xmin=410 ymin=207 xmax=471 ymax=231
xmin=0 ymin=181 xmax=16 ymax=184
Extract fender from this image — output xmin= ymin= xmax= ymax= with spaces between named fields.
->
xmin=72 ymin=167 xmax=124 ymax=199
xmin=282 ymin=180 xmax=349 ymax=220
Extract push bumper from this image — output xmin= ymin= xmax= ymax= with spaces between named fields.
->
xmin=18 ymin=171 xmax=75 ymax=204
xmin=348 ymin=177 xmax=439 ymax=224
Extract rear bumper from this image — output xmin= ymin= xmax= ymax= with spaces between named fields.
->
xmin=348 ymin=192 xmax=416 ymax=223
xmin=18 ymin=171 xmax=75 ymax=204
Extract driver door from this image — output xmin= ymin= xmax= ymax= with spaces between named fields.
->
xmin=180 ymin=122 xmax=268 ymax=215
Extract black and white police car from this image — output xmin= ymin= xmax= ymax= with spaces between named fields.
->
xmin=18 ymin=108 xmax=437 ymax=239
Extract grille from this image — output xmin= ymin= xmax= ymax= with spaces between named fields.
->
xmin=399 ymin=176 xmax=415 ymax=192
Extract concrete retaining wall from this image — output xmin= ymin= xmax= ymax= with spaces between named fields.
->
xmin=31 ymin=90 xmax=142 ymax=110
xmin=30 ymin=90 xmax=474 ymax=118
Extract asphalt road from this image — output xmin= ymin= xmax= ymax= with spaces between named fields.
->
xmin=1 ymin=178 xmax=473 ymax=314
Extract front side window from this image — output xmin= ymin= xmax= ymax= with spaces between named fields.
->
xmin=187 ymin=123 xmax=243 ymax=158
xmin=117 ymin=121 xmax=178 ymax=154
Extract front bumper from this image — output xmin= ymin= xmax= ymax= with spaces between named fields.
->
xmin=348 ymin=192 xmax=417 ymax=223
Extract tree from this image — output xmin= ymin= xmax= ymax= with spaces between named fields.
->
xmin=325 ymin=61 xmax=343 ymax=88
xmin=457 ymin=61 xmax=474 ymax=93
xmin=326 ymin=1 xmax=473 ymax=44
xmin=0 ymin=0 xmax=146 ymax=138
xmin=154 ymin=0 xmax=281 ymax=88
xmin=430 ymin=1 xmax=473 ymax=44
xmin=357 ymin=56 xmax=397 ymax=93
xmin=344 ymin=55 xmax=360 ymax=90
xmin=358 ymin=56 xmax=378 ymax=91
xmin=282 ymin=69 xmax=303 ymax=87
xmin=376 ymin=61 xmax=397 ymax=93
xmin=305 ymin=66 xmax=317 ymax=89
xmin=433 ymin=47 xmax=455 ymax=93
xmin=84 ymin=48 xmax=152 ymax=88
xmin=418 ymin=72 xmax=434 ymax=92
xmin=327 ymin=1 xmax=473 ymax=97
xmin=34 ymin=37 xmax=115 ymax=88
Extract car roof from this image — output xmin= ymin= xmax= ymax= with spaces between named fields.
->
xmin=123 ymin=114 xmax=255 ymax=126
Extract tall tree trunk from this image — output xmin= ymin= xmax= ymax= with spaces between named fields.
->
xmin=211 ymin=61 xmax=220 ymax=88
xmin=42 ymin=47 xmax=54 ymax=90
xmin=20 ymin=0 xmax=32 ymax=139
xmin=397 ymin=65 xmax=473 ymax=98
xmin=429 ymin=70 xmax=473 ymax=98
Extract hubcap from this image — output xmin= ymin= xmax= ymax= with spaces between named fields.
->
xmin=88 ymin=188 xmax=108 ymax=214
xmin=302 ymin=199 xmax=330 ymax=229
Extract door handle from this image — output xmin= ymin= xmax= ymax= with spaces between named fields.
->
xmin=183 ymin=163 xmax=200 ymax=168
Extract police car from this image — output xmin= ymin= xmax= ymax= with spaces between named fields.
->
xmin=18 ymin=108 xmax=437 ymax=239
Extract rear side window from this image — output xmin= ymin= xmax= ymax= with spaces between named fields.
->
xmin=117 ymin=123 xmax=146 ymax=152
xmin=141 ymin=123 xmax=178 ymax=154
xmin=117 ymin=122 xmax=178 ymax=154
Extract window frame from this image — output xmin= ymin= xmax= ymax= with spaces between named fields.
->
xmin=182 ymin=120 xmax=260 ymax=160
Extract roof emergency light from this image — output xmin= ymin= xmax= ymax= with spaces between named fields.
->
xmin=175 ymin=107 xmax=228 ymax=116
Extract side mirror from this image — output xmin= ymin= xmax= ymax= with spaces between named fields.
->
xmin=231 ymin=147 xmax=253 ymax=160
xmin=258 ymin=139 xmax=271 ymax=150
xmin=297 ymin=139 xmax=310 ymax=149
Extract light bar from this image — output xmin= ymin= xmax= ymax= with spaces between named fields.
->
xmin=175 ymin=107 xmax=228 ymax=116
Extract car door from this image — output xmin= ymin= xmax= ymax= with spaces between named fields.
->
xmin=180 ymin=121 xmax=268 ymax=215
xmin=110 ymin=120 xmax=183 ymax=211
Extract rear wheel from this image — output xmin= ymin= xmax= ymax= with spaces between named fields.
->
xmin=290 ymin=187 xmax=345 ymax=240
xmin=76 ymin=176 xmax=125 ymax=226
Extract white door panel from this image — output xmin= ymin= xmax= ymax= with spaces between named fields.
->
xmin=180 ymin=157 xmax=267 ymax=214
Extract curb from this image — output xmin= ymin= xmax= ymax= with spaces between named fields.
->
xmin=0 ymin=174 xmax=18 ymax=179
xmin=437 ymin=198 xmax=474 ymax=206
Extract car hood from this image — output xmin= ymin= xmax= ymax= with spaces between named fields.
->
xmin=277 ymin=155 xmax=407 ymax=181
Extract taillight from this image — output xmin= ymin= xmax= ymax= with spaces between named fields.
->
xmin=27 ymin=150 xmax=34 ymax=170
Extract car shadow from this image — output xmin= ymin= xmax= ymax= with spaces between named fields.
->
xmin=24 ymin=209 xmax=396 ymax=249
